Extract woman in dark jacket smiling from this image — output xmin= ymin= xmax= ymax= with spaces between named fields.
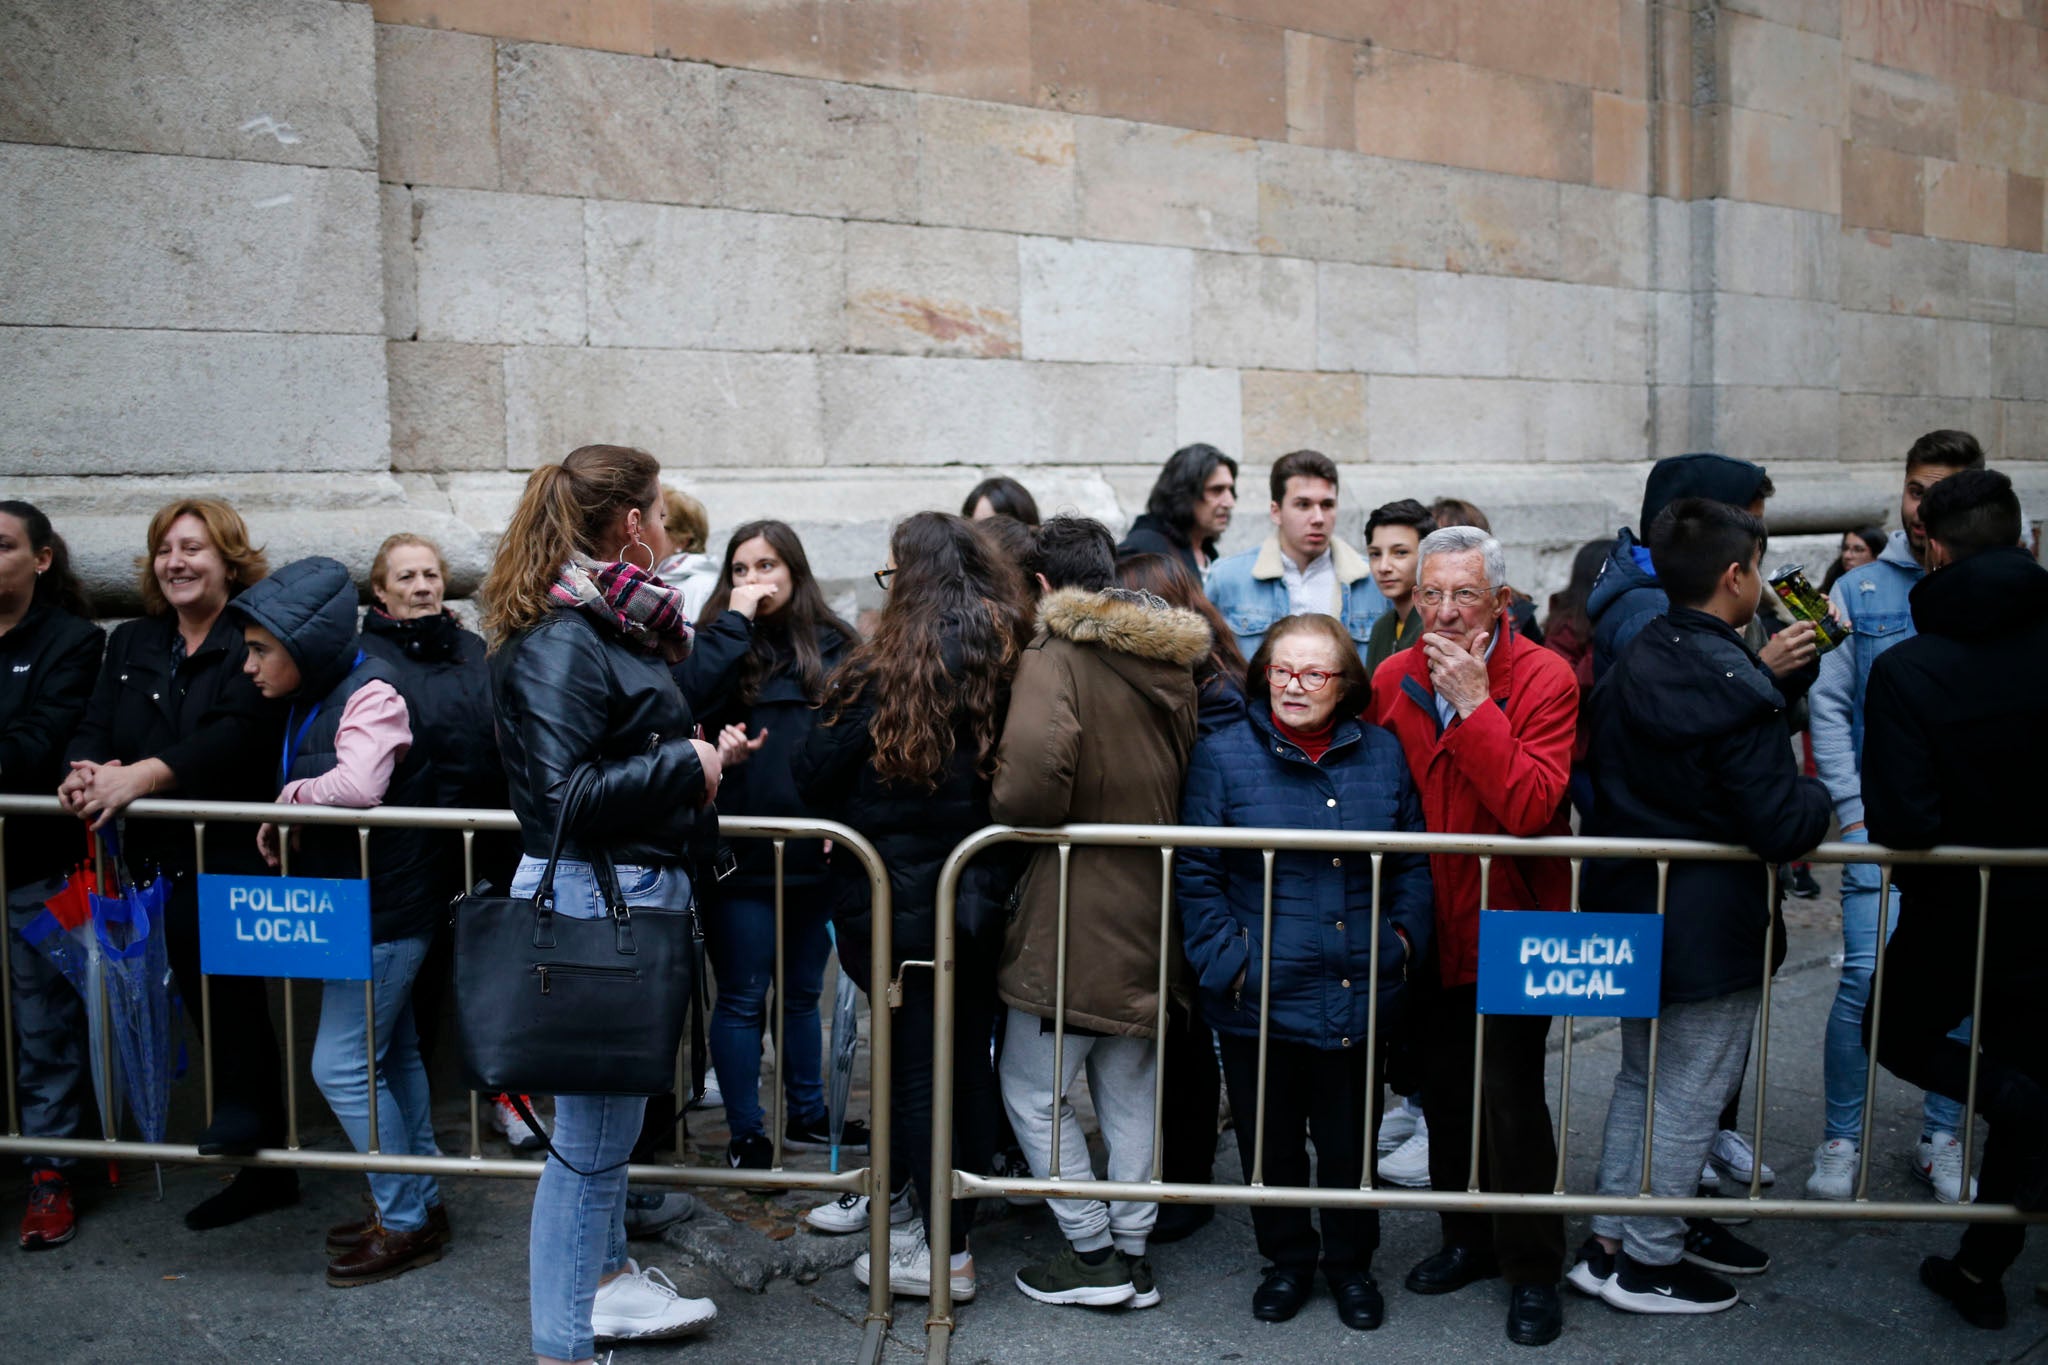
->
xmin=796 ymin=511 xmax=1031 ymax=1305
xmin=1177 ymin=613 xmax=1433 ymax=1333
xmin=676 ymin=519 xmax=860 ymax=1171
xmin=58 ymin=497 xmax=290 ymax=1231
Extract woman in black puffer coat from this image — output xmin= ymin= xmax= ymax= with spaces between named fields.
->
xmin=795 ymin=512 xmax=1030 ymax=1301
xmin=673 ymin=520 xmax=857 ymax=1169
xmin=59 ymin=497 xmax=289 ymax=1231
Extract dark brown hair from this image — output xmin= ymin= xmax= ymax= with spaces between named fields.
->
xmin=480 ymin=444 xmax=661 ymax=647
xmin=1245 ymin=614 xmax=1371 ymax=721
xmin=0 ymin=500 xmax=92 ymax=618
xmin=1116 ymin=552 xmax=1245 ymax=685
xmin=824 ymin=512 xmax=1031 ymax=789
xmin=961 ymin=476 xmax=1041 ymax=526
xmin=1269 ymin=449 xmax=1339 ymax=504
xmin=699 ymin=519 xmax=856 ymax=707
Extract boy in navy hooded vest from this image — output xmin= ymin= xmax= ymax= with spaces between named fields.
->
xmin=228 ymin=556 xmax=449 ymax=1287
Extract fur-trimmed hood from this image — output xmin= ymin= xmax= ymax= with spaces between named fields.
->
xmin=1039 ymin=586 xmax=1212 ymax=666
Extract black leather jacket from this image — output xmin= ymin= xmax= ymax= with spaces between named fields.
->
xmin=491 ymin=608 xmax=710 ymax=867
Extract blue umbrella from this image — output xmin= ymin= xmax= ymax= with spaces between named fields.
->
xmin=91 ymin=826 xmax=180 ymax=1182
xmin=825 ymin=922 xmax=860 ymax=1175
xmin=18 ymin=905 xmax=124 ymax=1148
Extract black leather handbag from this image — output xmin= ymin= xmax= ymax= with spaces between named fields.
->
xmin=451 ymin=792 xmax=698 ymax=1114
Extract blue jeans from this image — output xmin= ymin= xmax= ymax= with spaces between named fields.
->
xmin=706 ymin=887 xmax=830 ymax=1139
xmin=7 ymin=876 xmax=84 ymax=1170
xmin=513 ymin=855 xmax=685 ymax=1362
xmin=1824 ymin=830 xmax=1967 ymax=1140
xmin=311 ymin=932 xmax=439 ymax=1231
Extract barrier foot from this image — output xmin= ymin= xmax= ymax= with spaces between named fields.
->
xmin=924 ymin=1317 xmax=953 ymax=1365
xmin=855 ymin=1315 xmax=890 ymax=1365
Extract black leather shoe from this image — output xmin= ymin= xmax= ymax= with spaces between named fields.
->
xmin=185 ymin=1167 xmax=299 ymax=1231
xmin=1328 ymin=1272 xmax=1384 ymax=1330
xmin=1150 ymin=1203 xmax=1215 ymax=1244
xmin=1405 ymin=1245 xmax=1501 ymax=1295
xmin=1506 ymin=1282 xmax=1564 ymax=1346
xmin=194 ymin=1106 xmax=265 ymax=1157
xmin=1252 ymin=1267 xmax=1314 ymax=1322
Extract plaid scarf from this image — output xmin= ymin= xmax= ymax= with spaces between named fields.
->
xmin=549 ymin=555 xmax=694 ymax=655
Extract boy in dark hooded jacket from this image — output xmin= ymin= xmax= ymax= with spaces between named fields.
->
xmin=1570 ymin=501 xmax=1831 ymax=1315
xmin=227 ymin=557 xmax=448 ymax=1289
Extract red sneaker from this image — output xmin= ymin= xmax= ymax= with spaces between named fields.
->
xmin=21 ymin=1170 xmax=76 ymax=1249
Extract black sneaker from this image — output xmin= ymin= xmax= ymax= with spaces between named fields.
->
xmin=1565 ymin=1236 xmax=1616 ymax=1298
xmin=785 ymin=1114 xmax=868 ymax=1153
xmin=1920 ymin=1256 xmax=2007 ymax=1329
xmin=1598 ymin=1251 xmax=1738 ymax=1314
xmin=1681 ymin=1218 xmax=1770 ymax=1276
xmin=726 ymin=1132 xmax=773 ymax=1170
xmin=1786 ymin=864 xmax=1821 ymax=899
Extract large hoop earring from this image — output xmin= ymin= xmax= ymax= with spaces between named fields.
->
xmin=623 ymin=536 xmax=655 ymax=572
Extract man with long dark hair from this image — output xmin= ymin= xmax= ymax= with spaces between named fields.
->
xmin=1117 ymin=443 xmax=1239 ymax=576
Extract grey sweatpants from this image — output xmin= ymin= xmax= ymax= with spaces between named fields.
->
xmin=997 ymin=1006 xmax=1158 ymax=1255
xmin=1590 ymin=986 xmax=1762 ymax=1266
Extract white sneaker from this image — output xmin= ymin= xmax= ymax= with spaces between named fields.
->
xmin=1912 ymin=1131 xmax=1980 ymax=1204
xmin=1376 ymin=1096 xmax=1423 ymax=1154
xmin=591 ymin=1259 xmax=717 ymax=1342
xmin=623 ymin=1188 xmax=699 ymax=1238
xmin=1708 ymin=1129 xmax=1775 ymax=1187
xmin=1376 ymin=1116 xmax=1430 ymax=1188
xmin=490 ymin=1094 xmax=545 ymax=1152
xmin=1805 ymin=1138 xmax=1859 ymax=1200
xmin=854 ymin=1224 xmax=976 ymax=1301
xmin=806 ymin=1184 xmax=916 ymax=1235
xmin=696 ymin=1067 xmax=723 ymax=1109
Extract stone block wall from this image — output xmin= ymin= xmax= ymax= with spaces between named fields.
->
xmin=2 ymin=0 xmax=2045 ymax=614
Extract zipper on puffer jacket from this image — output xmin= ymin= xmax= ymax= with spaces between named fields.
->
xmin=1232 ymin=925 xmax=1249 ymax=1010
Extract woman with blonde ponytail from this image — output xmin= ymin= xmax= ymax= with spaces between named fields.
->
xmin=485 ymin=445 xmax=723 ymax=1359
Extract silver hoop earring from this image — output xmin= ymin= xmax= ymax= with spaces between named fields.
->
xmin=623 ymin=536 xmax=655 ymax=572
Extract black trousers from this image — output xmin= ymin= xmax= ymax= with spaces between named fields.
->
xmin=1421 ymin=984 xmax=1566 ymax=1286
xmin=163 ymin=874 xmax=287 ymax=1145
xmin=1160 ymin=1002 xmax=1223 ymax=1186
xmin=1871 ymin=923 xmax=2047 ymax=1279
xmin=1217 ymin=1031 xmax=1382 ymax=1277
xmin=892 ymin=939 xmax=1004 ymax=1255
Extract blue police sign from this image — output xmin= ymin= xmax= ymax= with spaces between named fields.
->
xmin=198 ymin=874 xmax=372 ymax=981
xmin=1475 ymin=910 xmax=1662 ymax=1018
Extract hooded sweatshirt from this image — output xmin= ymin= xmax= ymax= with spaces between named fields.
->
xmin=1588 ymin=452 xmax=1774 ymax=682
xmin=227 ymin=557 xmax=438 ymax=941
xmin=1582 ymin=606 xmax=1831 ymax=1002
xmin=992 ymin=586 xmax=1209 ymax=1037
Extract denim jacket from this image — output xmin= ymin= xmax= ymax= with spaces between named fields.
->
xmin=1808 ymin=529 xmax=1920 ymax=827
xmin=1205 ymin=535 xmax=1387 ymax=664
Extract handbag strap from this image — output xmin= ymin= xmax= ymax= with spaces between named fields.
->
xmin=534 ymin=766 xmax=630 ymax=915
xmin=504 ymin=1094 xmax=635 ymax=1178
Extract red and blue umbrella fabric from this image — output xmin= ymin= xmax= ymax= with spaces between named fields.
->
xmin=19 ymin=837 xmax=124 ymax=1147
xmin=88 ymin=825 xmax=179 ymax=1152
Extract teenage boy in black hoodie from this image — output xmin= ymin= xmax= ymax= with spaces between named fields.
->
xmin=1862 ymin=469 xmax=2048 ymax=1330
xmin=1569 ymin=499 xmax=1831 ymax=1315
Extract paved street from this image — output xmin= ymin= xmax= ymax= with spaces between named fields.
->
xmin=8 ymin=892 xmax=2047 ymax=1363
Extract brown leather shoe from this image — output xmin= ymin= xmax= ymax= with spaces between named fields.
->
xmin=327 ymin=1202 xmax=450 ymax=1255
xmin=325 ymin=1218 xmax=447 ymax=1287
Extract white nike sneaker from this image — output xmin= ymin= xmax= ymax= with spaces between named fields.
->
xmin=1912 ymin=1131 xmax=1979 ymax=1204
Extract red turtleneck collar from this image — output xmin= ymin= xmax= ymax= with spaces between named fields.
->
xmin=1273 ymin=713 xmax=1338 ymax=762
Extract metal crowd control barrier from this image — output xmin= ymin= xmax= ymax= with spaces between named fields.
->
xmin=0 ymin=795 xmax=898 ymax=1365
xmin=921 ymin=823 xmax=2048 ymax=1363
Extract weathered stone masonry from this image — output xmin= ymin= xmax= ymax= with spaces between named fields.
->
xmin=3 ymin=0 xmax=2044 ymax=612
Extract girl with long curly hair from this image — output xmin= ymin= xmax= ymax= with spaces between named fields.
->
xmin=794 ymin=511 xmax=1031 ymax=1300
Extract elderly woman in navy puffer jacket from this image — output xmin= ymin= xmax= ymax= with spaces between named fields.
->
xmin=1177 ymin=613 xmax=1433 ymax=1333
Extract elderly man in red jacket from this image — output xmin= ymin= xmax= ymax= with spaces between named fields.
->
xmin=1370 ymin=524 xmax=1576 ymax=1348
